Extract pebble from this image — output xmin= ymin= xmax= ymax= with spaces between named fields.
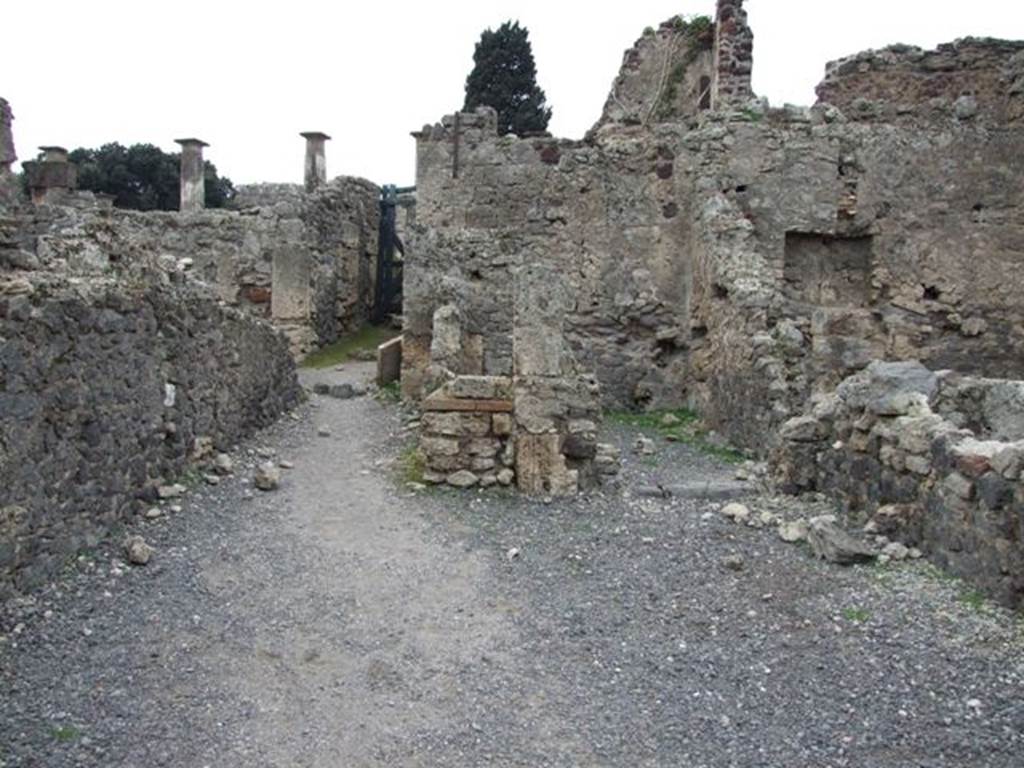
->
xmin=722 ymin=554 xmax=745 ymax=571
xmin=633 ymin=436 xmax=656 ymax=455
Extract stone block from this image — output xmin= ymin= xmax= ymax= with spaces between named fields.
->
xmin=492 ymin=413 xmax=513 ymax=436
xmin=943 ymin=472 xmax=974 ymax=501
xmin=421 ymin=412 xmax=491 ymax=437
xmin=420 ymin=436 xmax=460 ymax=457
xmin=466 ymin=438 xmax=500 ymax=457
xmin=837 ymin=360 xmax=938 ymax=415
xmin=516 ymin=432 xmax=577 ymax=496
xmin=471 ymin=457 xmax=497 ymax=472
xmin=976 ymin=473 xmax=1014 ymax=510
xmin=271 ymin=249 xmax=311 ymax=321
xmin=422 ymin=394 xmax=513 ymax=413
xmin=780 ymin=415 xmax=825 ymax=442
xmin=992 ymin=443 xmax=1024 ymax=480
xmin=376 ymin=335 xmax=402 ymax=387
xmin=447 ymin=375 xmax=512 ymax=400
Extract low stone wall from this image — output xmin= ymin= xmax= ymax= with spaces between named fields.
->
xmin=419 ymin=377 xmax=516 ymax=488
xmin=773 ymin=361 xmax=1024 ymax=607
xmin=0 ymin=218 xmax=302 ymax=596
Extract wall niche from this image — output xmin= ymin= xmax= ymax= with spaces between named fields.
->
xmin=783 ymin=232 xmax=873 ymax=307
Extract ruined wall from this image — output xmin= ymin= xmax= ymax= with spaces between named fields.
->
xmin=816 ymin=38 xmax=1024 ymax=125
xmin=686 ymin=73 xmax=1024 ymax=450
xmin=774 ymin=361 xmax=1024 ymax=607
xmin=406 ymin=107 xmax=693 ymax=409
xmin=0 ymin=205 xmax=302 ymax=596
xmin=594 ymin=16 xmax=715 ymax=133
xmin=11 ymin=177 xmax=380 ymax=356
xmin=407 ymin=8 xmax=1024 ymax=467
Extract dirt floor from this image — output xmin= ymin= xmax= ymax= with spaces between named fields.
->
xmin=2 ymin=362 xmax=1022 ymax=767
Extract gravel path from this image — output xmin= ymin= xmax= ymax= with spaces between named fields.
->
xmin=2 ymin=362 xmax=1022 ymax=767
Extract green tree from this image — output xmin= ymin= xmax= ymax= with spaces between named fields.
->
xmin=463 ymin=20 xmax=551 ymax=136
xmin=64 ymin=143 xmax=234 ymax=211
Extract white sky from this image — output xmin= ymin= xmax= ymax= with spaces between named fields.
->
xmin=5 ymin=1 xmax=1024 ymax=187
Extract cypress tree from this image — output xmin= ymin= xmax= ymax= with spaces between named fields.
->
xmin=463 ymin=21 xmax=552 ymax=136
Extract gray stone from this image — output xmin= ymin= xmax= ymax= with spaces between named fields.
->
xmin=254 ymin=462 xmax=281 ymax=491
xmin=446 ymin=470 xmax=479 ymax=489
xmin=837 ymin=361 xmax=938 ymax=416
xmin=213 ymin=453 xmax=234 ymax=476
xmin=123 ymin=535 xmax=153 ymax=566
xmin=633 ymin=436 xmax=656 ymax=455
xmin=722 ymin=554 xmax=746 ymax=572
xmin=807 ymin=518 xmax=877 ymax=565
xmin=720 ymin=503 xmax=751 ymax=523
xmin=777 ymin=519 xmax=809 ymax=543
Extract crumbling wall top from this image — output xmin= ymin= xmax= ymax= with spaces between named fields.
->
xmin=815 ymin=37 xmax=1024 ymax=124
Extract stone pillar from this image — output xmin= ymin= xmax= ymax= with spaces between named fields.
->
xmin=0 ymin=98 xmax=15 ymax=175
xmin=24 ymin=146 xmax=78 ymax=205
xmin=300 ymin=132 xmax=330 ymax=192
xmin=174 ymin=138 xmax=208 ymax=213
xmin=712 ymin=0 xmax=754 ymax=109
xmin=0 ymin=98 xmax=17 ymax=206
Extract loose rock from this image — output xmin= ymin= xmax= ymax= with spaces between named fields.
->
xmin=254 ymin=462 xmax=281 ymax=492
xmin=720 ymin=502 xmax=751 ymax=523
xmin=123 ymin=535 xmax=153 ymax=566
xmin=213 ymin=453 xmax=234 ymax=476
xmin=778 ymin=518 xmax=809 ymax=543
xmin=807 ymin=517 xmax=877 ymax=565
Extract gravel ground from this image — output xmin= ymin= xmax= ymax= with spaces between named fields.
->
xmin=2 ymin=361 xmax=1022 ymax=767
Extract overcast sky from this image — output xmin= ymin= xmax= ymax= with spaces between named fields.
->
xmin=6 ymin=1 xmax=1024 ymax=187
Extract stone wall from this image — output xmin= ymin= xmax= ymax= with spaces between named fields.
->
xmin=774 ymin=361 xmax=1024 ymax=607
xmin=6 ymin=177 xmax=380 ymax=357
xmin=681 ymin=102 xmax=1024 ymax=451
xmin=815 ymin=38 xmax=1024 ymax=125
xmin=419 ymin=376 xmax=516 ymax=488
xmin=0 ymin=204 xmax=302 ymax=596
xmin=405 ymin=107 xmax=693 ymax=410
xmin=416 ymin=264 xmax=619 ymax=495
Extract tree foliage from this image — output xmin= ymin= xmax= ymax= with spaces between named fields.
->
xmin=463 ymin=20 xmax=551 ymax=136
xmin=64 ymin=143 xmax=234 ymax=211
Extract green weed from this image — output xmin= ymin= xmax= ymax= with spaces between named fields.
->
xmin=51 ymin=725 xmax=80 ymax=742
xmin=607 ymin=408 xmax=746 ymax=464
xmin=376 ymin=380 xmax=402 ymax=404
xmin=301 ymin=325 xmax=397 ymax=369
xmin=398 ymin=444 xmax=426 ymax=486
xmin=842 ymin=607 xmax=870 ymax=623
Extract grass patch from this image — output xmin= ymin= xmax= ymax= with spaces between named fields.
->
xmin=51 ymin=725 xmax=80 ymax=742
xmin=957 ymin=588 xmax=988 ymax=613
xmin=398 ymin=444 xmax=426 ymax=485
xmin=842 ymin=607 xmax=871 ymax=623
xmin=607 ymin=408 xmax=746 ymax=464
xmin=376 ymin=380 xmax=401 ymax=404
xmin=301 ymin=325 xmax=397 ymax=369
